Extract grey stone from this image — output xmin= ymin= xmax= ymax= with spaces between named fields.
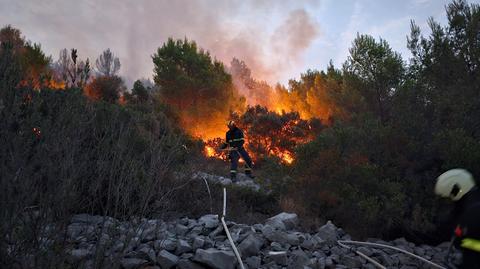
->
xmin=362 ymin=264 xmax=376 ymax=269
xmin=265 ymin=212 xmax=299 ymax=231
xmin=399 ymin=266 xmax=417 ymax=269
xmin=288 ymin=249 xmax=310 ymax=269
xmin=177 ymin=259 xmax=206 ymax=269
xmin=312 ymin=251 xmax=327 ymax=259
xmin=245 ymin=256 xmax=261 ymax=268
xmin=157 ymin=250 xmax=179 ymax=269
xmin=70 ymin=248 xmax=91 ymax=261
xmin=357 ymin=246 xmax=373 ymax=256
xmin=198 ymin=215 xmax=219 ymax=229
xmin=137 ymin=225 xmax=156 ymax=243
xmin=325 ymin=257 xmax=334 ymax=269
xmin=340 ymin=254 xmax=363 ymax=268
xmin=154 ymin=239 xmax=176 ymax=252
xmin=393 ymin=237 xmax=409 ymax=246
xmin=176 ymin=239 xmax=193 ymax=255
xmin=301 ymin=238 xmax=316 ymax=250
xmin=190 ymin=225 xmax=204 ymax=236
xmin=238 ymin=234 xmax=265 ymax=257
xmin=176 ymin=224 xmax=190 ymax=236
xmin=267 ymin=251 xmax=288 ymax=266
xmin=180 ymin=253 xmax=194 ymax=260
xmin=413 ymin=247 xmax=425 ymax=256
xmin=271 ymin=242 xmax=284 ymax=251
xmin=374 ymin=251 xmax=394 ymax=266
xmin=67 ymin=223 xmax=86 ymax=239
xmin=120 ymin=258 xmax=148 ymax=269
xmin=252 ymin=224 xmax=263 ymax=232
xmin=137 ymin=245 xmax=157 ymax=263
xmin=193 ymin=248 xmax=236 ymax=269
xmin=316 ymin=221 xmax=338 ymax=245
xmin=262 ymin=225 xmax=300 ymax=246
xmin=192 ymin=237 xmax=205 ymax=250
xmin=209 ymin=226 xmax=224 ymax=238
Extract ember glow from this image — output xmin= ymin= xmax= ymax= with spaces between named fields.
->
xmin=204 ymin=145 xmax=216 ymax=158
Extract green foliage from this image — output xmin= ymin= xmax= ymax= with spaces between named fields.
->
xmin=152 ymin=38 xmax=244 ymax=136
xmin=153 ymin=39 xmax=237 ymax=108
xmin=0 ymin=44 xmax=192 ymax=266
xmin=130 ymin=79 xmax=149 ymax=103
xmin=344 ymin=34 xmax=404 ymax=123
xmin=288 ymin=1 xmax=480 ymax=241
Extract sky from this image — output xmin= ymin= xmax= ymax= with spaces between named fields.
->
xmin=1 ymin=0 xmax=478 ymax=87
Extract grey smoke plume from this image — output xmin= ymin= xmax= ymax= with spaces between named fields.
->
xmin=0 ymin=0 xmax=320 ymax=86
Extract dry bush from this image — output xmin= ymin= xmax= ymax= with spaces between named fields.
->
xmin=0 ymin=86 xmax=191 ymax=267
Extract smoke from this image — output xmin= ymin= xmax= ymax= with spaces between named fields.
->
xmin=271 ymin=9 xmax=320 ymax=71
xmin=0 ymin=0 xmax=320 ymax=86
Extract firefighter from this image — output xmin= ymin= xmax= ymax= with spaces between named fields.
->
xmin=435 ymin=169 xmax=480 ymax=269
xmin=220 ymin=120 xmax=254 ymax=181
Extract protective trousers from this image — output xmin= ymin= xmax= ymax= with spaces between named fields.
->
xmin=230 ymin=147 xmax=253 ymax=179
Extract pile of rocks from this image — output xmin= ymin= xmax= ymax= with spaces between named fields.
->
xmin=65 ymin=212 xmax=459 ymax=269
xmin=193 ymin=172 xmax=262 ymax=192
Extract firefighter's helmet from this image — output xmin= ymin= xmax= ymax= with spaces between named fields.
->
xmin=435 ymin=169 xmax=475 ymax=201
xmin=227 ymin=120 xmax=236 ymax=128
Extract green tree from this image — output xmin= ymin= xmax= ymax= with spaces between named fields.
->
xmin=344 ymin=34 xmax=404 ymax=123
xmin=407 ymin=0 xmax=480 ymax=137
xmin=152 ymin=38 xmax=244 ymax=137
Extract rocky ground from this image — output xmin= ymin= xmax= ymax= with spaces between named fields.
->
xmin=63 ymin=212 xmax=460 ymax=269
xmin=193 ymin=172 xmax=263 ymax=192
xmin=35 ymin=173 xmax=460 ymax=269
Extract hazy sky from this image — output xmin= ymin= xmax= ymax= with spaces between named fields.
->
xmin=1 ymin=0 xmax=478 ymax=86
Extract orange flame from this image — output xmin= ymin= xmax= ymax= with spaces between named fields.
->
xmin=280 ymin=151 xmax=294 ymax=164
xmin=204 ymin=145 xmax=216 ymax=157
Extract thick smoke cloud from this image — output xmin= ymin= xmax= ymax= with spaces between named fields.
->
xmin=0 ymin=0 xmax=320 ymax=86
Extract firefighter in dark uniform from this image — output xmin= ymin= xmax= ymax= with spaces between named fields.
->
xmin=220 ymin=120 xmax=254 ymax=181
xmin=435 ymin=169 xmax=480 ymax=269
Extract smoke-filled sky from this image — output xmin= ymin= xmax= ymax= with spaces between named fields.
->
xmin=1 ymin=0 xmax=477 ymax=87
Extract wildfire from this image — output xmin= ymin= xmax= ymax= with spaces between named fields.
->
xmin=19 ymin=78 xmax=65 ymax=91
xmin=279 ymin=151 xmax=294 ymax=164
xmin=204 ymin=145 xmax=216 ymax=157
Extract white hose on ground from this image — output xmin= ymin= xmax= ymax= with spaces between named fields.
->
xmin=221 ymin=187 xmax=245 ymax=269
xmin=338 ymin=240 xmax=448 ymax=269
xmin=201 ymin=177 xmax=213 ymax=213
xmin=337 ymin=241 xmax=386 ymax=269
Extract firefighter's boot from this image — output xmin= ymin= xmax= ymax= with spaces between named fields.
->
xmin=230 ymin=171 xmax=237 ymax=182
xmin=245 ymin=168 xmax=255 ymax=179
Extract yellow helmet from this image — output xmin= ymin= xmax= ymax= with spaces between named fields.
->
xmin=227 ymin=120 xmax=236 ymax=128
xmin=435 ymin=169 xmax=475 ymax=201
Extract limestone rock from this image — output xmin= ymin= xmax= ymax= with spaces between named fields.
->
xmin=193 ymin=248 xmax=236 ymax=269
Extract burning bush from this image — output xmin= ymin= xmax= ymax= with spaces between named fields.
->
xmin=204 ymin=105 xmax=323 ymax=164
xmin=84 ymin=75 xmax=125 ymax=103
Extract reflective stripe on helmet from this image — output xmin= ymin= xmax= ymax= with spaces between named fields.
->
xmin=461 ymin=238 xmax=480 ymax=252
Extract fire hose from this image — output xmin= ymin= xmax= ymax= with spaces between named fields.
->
xmin=207 ymin=148 xmax=450 ymax=268
xmin=221 ymin=187 xmax=246 ymax=269
xmin=337 ymin=240 xmax=449 ymax=269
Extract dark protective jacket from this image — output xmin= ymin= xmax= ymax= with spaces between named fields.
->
xmin=221 ymin=127 xmax=245 ymax=148
xmin=453 ymin=187 xmax=480 ymax=269
xmin=224 ymin=127 xmax=245 ymax=148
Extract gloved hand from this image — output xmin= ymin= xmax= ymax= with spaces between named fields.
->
xmin=219 ymin=143 xmax=227 ymax=150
